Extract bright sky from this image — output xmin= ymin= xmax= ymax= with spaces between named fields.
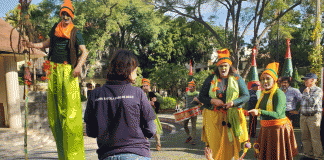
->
xmin=0 ymin=0 xmax=43 ymax=19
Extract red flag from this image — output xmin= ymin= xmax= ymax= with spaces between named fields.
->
xmin=189 ymin=59 xmax=193 ymax=76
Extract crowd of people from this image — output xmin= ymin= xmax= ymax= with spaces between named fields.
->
xmin=21 ymin=0 xmax=323 ymax=159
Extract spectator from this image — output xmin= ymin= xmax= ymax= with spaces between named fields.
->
xmin=148 ymin=92 xmax=160 ymax=114
xmin=84 ymin=49 xmax=156 ymax=160
xmin=87 ymin=82 xmax=93 ymax=98
xmin=280 ymin=76 xmax=302 ymax=127
xmin=141 ymin=78 xmax=163 ymax=151
xmin=248 ymin=83 xmax=259 ymax=138
xmin=300 ymin=73 xmax=323 ymax=160
xmin=95 ymin=83 xmax=101 ymax=88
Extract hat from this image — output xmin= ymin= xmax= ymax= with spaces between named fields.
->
xmin=301 ymin=73 xmax=318 ymax=80
xmin=261 ymin=62 xmax=279 ymax=82
xmin=251 ymin=83 xmax=259 ymax=88
xmin=60 ymin=0 xmax=74 ymax=19
xmin=141 ymin=78 xmax=150 ymax=86
xmin=188 ymin=80 xmax=195 ymax=87
xmin=216 ymin=48 xmax=232 ymax=66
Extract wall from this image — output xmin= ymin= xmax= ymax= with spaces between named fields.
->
xmin=0 ymin=57 xmax=8 ymax=127
xmin=19 ymin=88 xmax=87 ymax=135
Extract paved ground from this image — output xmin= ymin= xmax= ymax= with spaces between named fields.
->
xmin=0 ymin=113 xmax=313 ymax=160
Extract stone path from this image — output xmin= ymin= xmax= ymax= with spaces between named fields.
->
xmin=0 ymin=114 xmax=307 ymax=160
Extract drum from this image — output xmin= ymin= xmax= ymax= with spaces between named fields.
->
xmin=173 ymin=106 xmax=202 ymax=122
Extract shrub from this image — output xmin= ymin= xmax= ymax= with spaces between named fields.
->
xmin=161 ymin=96 xmax=177 ymax=110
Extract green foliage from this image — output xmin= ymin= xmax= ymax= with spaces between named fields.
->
xmin=149 ymin=63 xmax=189 ymax=97
xmin=308 ymin=18 xmax=323 ymax=77
xmin=148 ymin=17 xmax=219 ymax=68
xmin=292 ymin=67 xmax=301 ymax=89
xmin=134 ymin=67 xmax=143 ymax=87
xmin=161 ymin=96 xmax=177 ymax=110
xmin=193 ymin=69 xmax=213 ymax=91
xmin=19 ymin=77 xmax=24 ymax=85
xmin=81 ymin=94 xmax=87 ymax=102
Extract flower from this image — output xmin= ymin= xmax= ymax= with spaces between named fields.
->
xmin=235 ymin=76 xmax=239 ymax=80
xmin=45 ymin=60 xmax=50 ymax=64
xmin=41 ymin=76 xmax=46 ymax=81
xmin=218 ymin=93 xmax=223 ymax=98
xmin=64 ymin=61 xmax=67 ymax=65
xmin=211 ymin=80 xmax=215 ymax=85
xmin=212 ymin=87 xmax=219 ymax=92
xmin=27 ymin=61 xmax=31 ymax=66
xmin=217 ymin=79 xmax=221 ymax=82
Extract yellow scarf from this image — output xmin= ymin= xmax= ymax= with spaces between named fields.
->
xmin=54 ymin=21 xmax=74 ymax=39
xmin=255 ymin=83 xmax=278 ymax=111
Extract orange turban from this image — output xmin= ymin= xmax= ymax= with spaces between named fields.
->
xmin=142 ymin=78 xmax=150 ymax=86
xmin=216 ymin=48 xmax=232 ymax=66
xmin=60 ymin=0 xmax=74 ymax=19
xmin=261 ymin=62 xmax=279 ymax=82
xmin=188 ymin=80 xmax=195 ymax=87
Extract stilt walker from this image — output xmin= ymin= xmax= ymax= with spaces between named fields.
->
xmin=22 ymin=0 xmax=88 ymax=159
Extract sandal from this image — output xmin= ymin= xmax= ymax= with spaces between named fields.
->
xmin=156 ymin=144 xmax=161 ymax=151
xmin=191 ymin=141 xmax=196 ymax=145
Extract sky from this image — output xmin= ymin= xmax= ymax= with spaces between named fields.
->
xmin=0 ymin=0 xmax=43 ymax=18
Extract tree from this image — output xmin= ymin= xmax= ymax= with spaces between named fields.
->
xmin=149 ymin=63 xmax=189 ymax=97
xmin=154 ymin=0 xmax=302 ymax=78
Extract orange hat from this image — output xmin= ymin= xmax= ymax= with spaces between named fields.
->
xmin=188 ymin=80 xmax=195 ymax=87
xmin=142 ymin=78 xmax=150 ymax=86
xmin=216 ymin=48 xmax=232 ymax=66
xmin=261 ymin=62 xmax=279 ymax=82
xmin=60 ymin=0 xmax=74 ymax=19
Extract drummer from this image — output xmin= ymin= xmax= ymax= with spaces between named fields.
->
xmin=184 ymin=80 xmax=200 ymax=145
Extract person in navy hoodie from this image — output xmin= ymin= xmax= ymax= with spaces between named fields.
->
xmin=84 ymin=49 xmax=157 ymax=160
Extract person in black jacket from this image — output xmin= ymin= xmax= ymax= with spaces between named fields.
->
xmin=84 ymin=49 xmax=156 ymax=160
xmin=148 ymin=92 xmax=160 ymax=114
xmin=248 ymin=83 xmax=259 ymax=138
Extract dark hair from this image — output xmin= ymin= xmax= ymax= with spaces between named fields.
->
xmin=280 ymin=76 xmax=292 ymax=84
xmin=86 ymin=83 xmax=92 ymax=88
xmin=214 ymin=65 xmax=237 ymax=77
xmin=106 ymin=49 xmax=139 ymax=82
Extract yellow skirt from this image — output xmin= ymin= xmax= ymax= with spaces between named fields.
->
xmin=201 ymin=108 xmax=248 ymax=160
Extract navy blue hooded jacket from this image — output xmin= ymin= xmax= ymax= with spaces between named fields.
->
xmin=84 ymin=80 xmax=156 ymax=159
